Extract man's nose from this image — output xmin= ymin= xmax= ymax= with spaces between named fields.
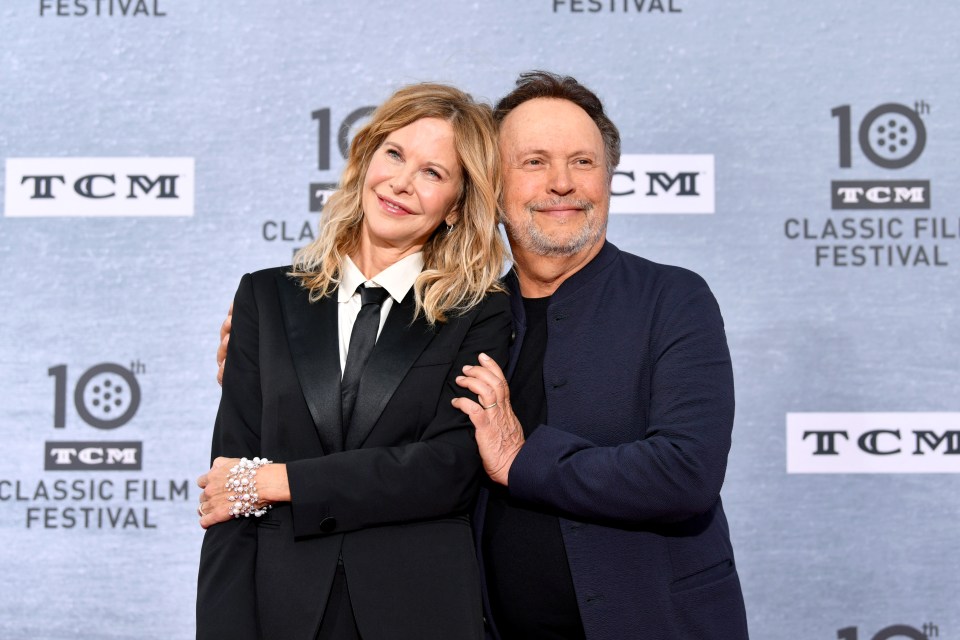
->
xmin=547 ymin=164 xmax=574 ymax=196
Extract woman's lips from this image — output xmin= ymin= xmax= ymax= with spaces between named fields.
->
xmin=377 ymin=194 xmax=414 ymax=216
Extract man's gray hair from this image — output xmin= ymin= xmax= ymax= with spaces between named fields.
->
xmin=494 ymin=70 xmax=621 ymax=178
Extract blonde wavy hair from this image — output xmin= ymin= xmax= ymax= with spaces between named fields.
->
xmin=290 ymin=83 xmax=506 ymax=325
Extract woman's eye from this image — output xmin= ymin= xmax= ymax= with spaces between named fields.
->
xmin=386 ymin=148 xmax=402 ymax=160
xmin=424 ymin=168 xmax=441 ymax=179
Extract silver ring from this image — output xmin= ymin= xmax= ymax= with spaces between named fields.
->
xmin=198 ymin=503 xmax=206 ymax=517
xmin=482 ymin=402 xmax=498 ymax=410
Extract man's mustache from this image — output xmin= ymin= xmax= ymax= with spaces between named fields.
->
xmin=524 ymin=198 xmax=595 ymax=214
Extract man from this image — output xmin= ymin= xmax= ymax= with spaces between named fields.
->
xmin=449 ymin=71 xmax=748 ymax=640
xmin=218 ymin=72 xmax=749 ymax=639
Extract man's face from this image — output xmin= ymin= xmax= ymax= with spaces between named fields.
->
xmin=498 ymin=97 xmax=609 ymax=259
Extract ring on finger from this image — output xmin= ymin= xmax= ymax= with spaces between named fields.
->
xmin=198 ymin=503 xmax=206 ymax=517
xmin=482 ymin=401 xmax=498 ymax=410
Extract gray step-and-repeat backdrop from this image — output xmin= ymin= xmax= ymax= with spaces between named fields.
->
xmin=2 ymin=2 xmax=958 ymax=638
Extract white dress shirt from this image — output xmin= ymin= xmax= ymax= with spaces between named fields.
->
xmin=336 ymin=252 xmax=424 ymax=375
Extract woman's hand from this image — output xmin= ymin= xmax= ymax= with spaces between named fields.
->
xmin=196 ymin=457 xmax=290 ymax=529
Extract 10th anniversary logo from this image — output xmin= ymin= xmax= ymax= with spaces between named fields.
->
xmin=0 ymin=360 xmax=191 ymax=529
xmin=785 ymin=101 xmax=958 ymax=267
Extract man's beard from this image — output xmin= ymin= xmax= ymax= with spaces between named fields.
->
xmin=504 ymin=198 xmax=607 ymax=257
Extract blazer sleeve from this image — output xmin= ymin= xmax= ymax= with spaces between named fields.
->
xmin=508 ymin=282 xmax=735 ymax=525
xmin=196 ymin=273 xmax=262 ymax=639
xmin=285 ymin=291 xmax=512 ymax=539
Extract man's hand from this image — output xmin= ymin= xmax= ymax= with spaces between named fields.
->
xmin=216 ymin=303 xmax=232 ymax=386
xmin=451 ymin=353 xmax=524 ymax=486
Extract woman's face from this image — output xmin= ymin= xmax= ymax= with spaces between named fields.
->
xmin=360 ymin=117 xmax=463 ymax=255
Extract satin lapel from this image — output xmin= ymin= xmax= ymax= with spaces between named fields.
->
xmin=345 ymin=292 xmax=436 ymax=450
xmin=275 ymin=272 xmax=343 ymax=454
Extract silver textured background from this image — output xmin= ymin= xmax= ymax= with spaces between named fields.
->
xmin=2 ymin=1 xmax=958 ymax=638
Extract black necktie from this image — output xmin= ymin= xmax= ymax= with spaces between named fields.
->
xmin=341 ymin=284 xmax=390 ymax=439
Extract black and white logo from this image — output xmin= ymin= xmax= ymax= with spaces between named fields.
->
xmin=45 ymin=361 xmax=145 ymax=470
xmin=782 ymin=99 xmax=956 ymax=267
xmin=610 ymin=155 xmax=715 ymax=214
xmin=1 ymin=358 xmax=190 ymax=529
xmin=830 ymin=103 xmax=930 ymax=210
xmin=4 ymin=157 xmax=194 ymax=217
xmin=787 ymin=412 xmax=960 ymax=474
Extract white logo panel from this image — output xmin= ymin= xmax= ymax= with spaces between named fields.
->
xmin=610 ymin=154 xmax=714 ymax=214
xmin=5 ymin=157 xmax=194 ymax=217
xmin=786 ymin=412 xmax=960 ymax=473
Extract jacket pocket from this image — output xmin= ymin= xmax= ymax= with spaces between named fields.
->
xmin=410 ymin=355 xmax=454 ymax=368
xmin=669 ymin=558 xmax=735 ymax=594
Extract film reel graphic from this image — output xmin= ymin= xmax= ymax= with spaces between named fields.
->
xmin=74 ymin=364 xmax=141 ymax=429
xmin=832 ymin=102 xmax=927 ymax=170
xmin=49 ymin=363 xmax=141 ymax=430
xmin=858 ymin=104 xmax=926 ymax=169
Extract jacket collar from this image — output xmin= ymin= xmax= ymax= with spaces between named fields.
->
xmin=506 ymin=239 xmax=619 ymax=307
xmin=338 ymin=252 xmax=424 ymax=305
xmin=503 ymin=240 xmax=619 ymax=378
xmin=277 ymin=271 xmax=436 ymax=453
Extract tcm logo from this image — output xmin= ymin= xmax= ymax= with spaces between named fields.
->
xmin=786 ymin=412 xmax=960 ymax=473
xmin=831 ymin=180 xmax=929 ymax=209
xmin=830 ymin=102 xmax=930 ymax=210
xmin=45 ymin=442 xmax=142 ymax=471
xmin=4 ymin=157 xmax=194 ymax=217
xmin=610 ymin=154 xmax=714 ymax=214
xmin=45 ymin=361 xmax=146 ymax=471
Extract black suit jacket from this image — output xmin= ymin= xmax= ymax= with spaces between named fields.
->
xmin=197 ymin=267 xmax=511 ymax=640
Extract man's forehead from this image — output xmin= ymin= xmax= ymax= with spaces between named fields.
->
xmin=499 ymin=98 xmax=603 ymax=152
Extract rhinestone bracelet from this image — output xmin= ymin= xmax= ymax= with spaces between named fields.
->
xmin=226 ymin=456 xmax=273 ymax=518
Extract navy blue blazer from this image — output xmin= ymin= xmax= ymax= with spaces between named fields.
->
xmin=476 ymin=242 xmax=749 ymax=640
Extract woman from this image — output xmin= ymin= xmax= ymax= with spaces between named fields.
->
xmin=196 ymin=83 xmax=511 ymax=640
